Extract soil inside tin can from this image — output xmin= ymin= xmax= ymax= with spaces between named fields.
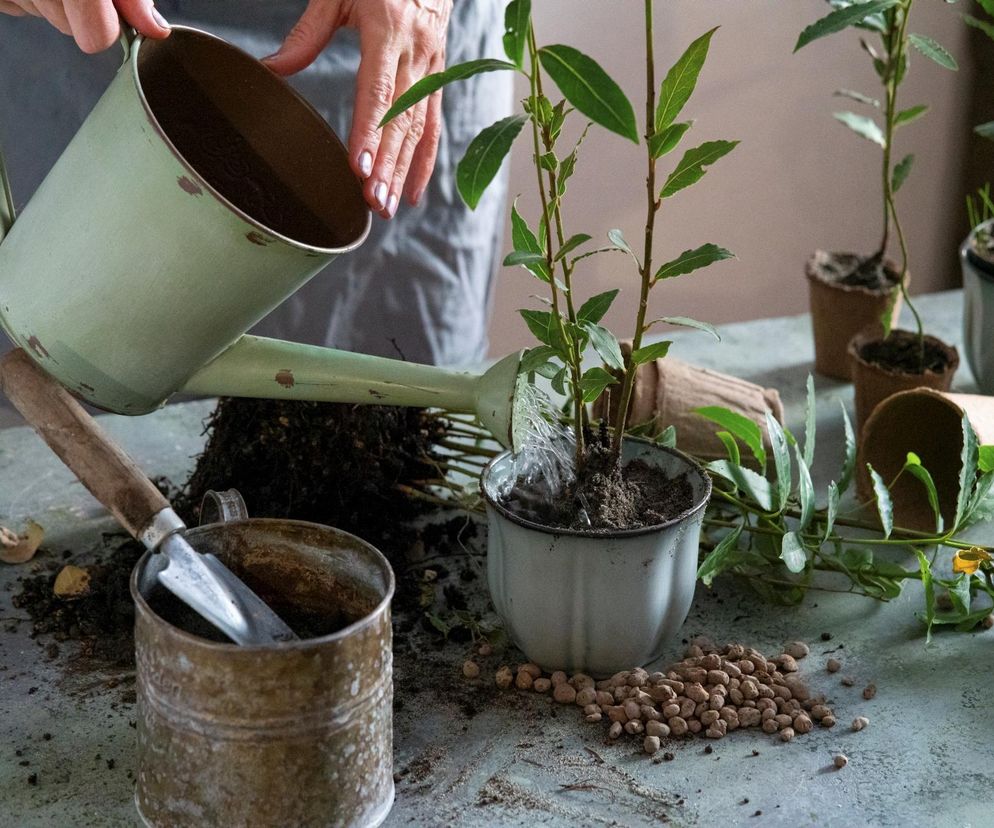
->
xmin=857 ymin=330 xmax=954 ymax=375
xmin=500 ymin=441 xmax=695 ymax=532
xmin=810 ymin=251 xmax=900 ymax=292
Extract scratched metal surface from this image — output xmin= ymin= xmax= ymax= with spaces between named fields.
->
xmin=1 ymin=291 xmax=992 ymax=827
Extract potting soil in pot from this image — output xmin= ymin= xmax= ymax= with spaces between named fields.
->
xmin=809 ymin=251 xmax=900 ymax=291
xmin=857 ymin=330 xmax=953 ymax=374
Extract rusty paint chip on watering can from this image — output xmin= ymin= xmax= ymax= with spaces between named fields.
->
xmin=176 ymin=176 xmax=203 ymax=196
xmin=26 ymin=336 xmax=49 ymax=359
xmin=275 ymin=369 xmax=295 ymax=388
xmin=245 ymin=231 xmax=272 ymax=246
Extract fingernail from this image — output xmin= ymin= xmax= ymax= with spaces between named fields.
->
xmin=358 ymin=151 xmax=373 ymax=178
xmin=373 ymin=181 xmax=387 ymax=209
xmin=386 ymin=193 xmax=398 ymax=218
xmin=411 ymin=188 xmax=424 ymax=206
xmin=151 ymin=7 xmax=170 ymax=28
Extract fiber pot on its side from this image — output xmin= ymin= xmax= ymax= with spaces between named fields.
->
xmin=961 ymin=219 xmax=994 ymax=394
xmin=848 ymin=327 xmax=959 ymax=434
xmin=806 ymin=251 xmax=905 ymax=381
xmin=481 ymin=439 xmax=711 ymax=677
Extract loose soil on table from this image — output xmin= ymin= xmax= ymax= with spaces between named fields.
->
xmin=502 ymin=441 xmax=695 ymax=532
xmin=809 ymin=251 xmax=900 ymax=292
xmin=857 ymin=329 xmax=953 ymax=375
xmin=175 ymin=398 xmax=448 ymax=561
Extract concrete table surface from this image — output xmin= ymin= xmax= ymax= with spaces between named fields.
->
xmin=1 ymin=290 xmax=992 ymax=827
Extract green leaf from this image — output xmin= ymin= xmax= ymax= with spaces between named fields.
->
xmin=538 ymin=151 xmax=558 ymax=172
xmin=554 ymin=233 xmax=592 ymax=261
xmin=909 ymin=33 xmax=959 ymax=70
xmin=833 ymin=88 xmax=880 ymax=108
xmin=717 ymin=431 xmax=741 ymax=465
xmin=833 ymin=111 xmax=885 ymax=147
xmin=660 ymin=141 xmax=739 ymax=198
xmin=656 ymin=28 xmax=718 ymax=131
xmin=795 ymin=444 xmax=815 ymax=532
xmin=914 ymin=548 xmax=936 ymax=642
xmin=895 ymin=104 xmax=929 ymax=126
xmin=551 ymin=366 xmax=567 ymax=395
xmin=520 ymin=345 xmax=559 ymax=374
xmin=649 ymin=122 xmax=692 ymax=159
xmin=656 ymin=425 xmax=677 ymax=448
xmin=824 ymin=481 xmax=840 ymax=542
xmin=766 ymin=412 xmax=791 ymax=511
xmin=631 ymin=340 xmax=672 ymax=365
xmin=697 ymin=522 xmax=743 ymax=587
xmin=955 ymin=415 xmax=979 ymax=528
xmin=828 ymin=0 xmax=890 ymax=32
xmin=503 ymin=250 xmax=546 ymax=268
xmin=502 ymin=0 xmax=531 ymax=69
xmin=607 ymin=228 xmax=638 ymax=260
xmin=457 ymin=114 xmax=527 ymax=209
xmin=780 ymin=532 xmax=807 ymax=574
xmin=519 ymin=309 xmax=557 ymax=346
xmin=707 ymin=460 xmax=776 ymax=512
xmin=794 ymin=0 xmax=900 ymax=51
xmin=978 ymin=0 xmax=994 ymax=17
xmin=577 ymin=289 xmax=619 ymax=325
xmin=583 ymin=323 xmax=624 ymax=371
xmin=838 ymin=404 xmax=857 ymax=494
xmin=803 ymin=374 xmax=816 ymax=468
xmin=510 ymin=200 xmax=550 ymax=282
xmin=654 ymin=243 xmax=735 ymax=280
xmin=538 ymin=45 xmax=638 ymax=142
xmin=579 ymin=366 xmax=617 ymax=403
xmin=557 ymin=123 xmax=591 ymax=198
xmin=867 ymin=464 xmax=894 ymax=539
xmin=903 ymin=452 xmax=943 ymax=532
xmin=976 ymin=121 xmax=994 ymax=141
xmin=380 ymin=59 xmax=517 ymax=125
xmin=652 ymin=317 xmax=720 ymax=341
xmin=892 ymin=154 xmax=914 ymax=193
xmin=981 ymin=446 xmax=994 ymax=474
xmin=695 ymin=406 xmax=766 ymax=468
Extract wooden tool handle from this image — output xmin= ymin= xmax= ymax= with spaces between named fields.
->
xmin=0 ymin=349 xmax=169 ymax=540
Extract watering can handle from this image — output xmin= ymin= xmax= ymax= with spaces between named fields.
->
xmin=0 ymin=349 xmax=171 ymax=541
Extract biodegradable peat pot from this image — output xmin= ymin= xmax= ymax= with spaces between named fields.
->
xmin=848 ymin=327 xmax=959 ymax=435
xmin=481 ymin=440 xmax=712 ymax=676
xmin=806 ymin=251 xmax=905 ymax=381
xmin=961 ymin=219 xmax=994 ymax=394
xmin=592 ymin=354 xmax=785 ymax=463
xmin=857 ymin=389 xmax=994 ymax=531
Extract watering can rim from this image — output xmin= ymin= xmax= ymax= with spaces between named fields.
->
xmin=125 ymin=25 xmax=373 ymax=256
xmin=131 ymin=515 xmax=396 ymax=652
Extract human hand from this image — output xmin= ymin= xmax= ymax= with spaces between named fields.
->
xmin=0 ymin=0 xmax=169 ymax=53
xmin=264 ymin=0 xmax=453 ymax=218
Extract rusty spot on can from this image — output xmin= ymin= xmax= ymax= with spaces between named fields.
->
xmin=26 ymin=336 xmax=50 ymax=359
xmin=245 ymin=231 xmax=269 ymax=246
xmin=177 ymin=176 xmax=203 ymax=196
xmin=275 ymin=369 xmax=295 ymax=388
xmin=368 ymin=389 xmax=386 ymax=399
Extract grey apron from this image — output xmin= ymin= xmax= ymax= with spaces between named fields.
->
xmin=0 ymin=0 xmax=511 ymax=367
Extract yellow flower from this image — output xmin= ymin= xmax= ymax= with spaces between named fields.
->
xmin=952 ymin=547 xmax=992 ymax=575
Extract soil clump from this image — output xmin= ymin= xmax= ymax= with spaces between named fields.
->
xmin=858 ymin=330 xmax=953 ymax=374
xmin=810 ymin=251 xmax=900 ymax=292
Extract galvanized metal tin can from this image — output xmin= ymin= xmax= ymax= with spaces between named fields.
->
xmin=131 ymin=506 xmax=395 ymax=827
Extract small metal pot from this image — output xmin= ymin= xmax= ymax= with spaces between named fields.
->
xmin=962 ymin=221 xmax=994 ymax=394
xmin=481 ymin=440 xmax=711 ymax=677
xmin=131 ymin=493 xmax=395 ymax=827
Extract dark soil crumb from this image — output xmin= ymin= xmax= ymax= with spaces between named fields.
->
xmin=812 ymin=251 xmax=900 ymax=292
xmin=858 ymin=330 xmax=953 ymax=375
xmin=175 ymin=399 xmax=449 ymax=561
xmin=502 ymin=441 xmax=696 ymax=532
xmin=821 ymin=632 xmax=832 ymax=641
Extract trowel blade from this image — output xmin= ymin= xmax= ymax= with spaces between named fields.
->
xmin=156 ymin=534 xmax=298 ymax=645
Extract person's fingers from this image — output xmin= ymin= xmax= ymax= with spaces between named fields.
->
xmin=8 ymin=0 xmax=40 ymax=17
xmin=116 ymin=0 xmax=171 ymax=39
xmin=0 ymin=0 xmax=28 ymax=14
xmin=348 ymin=24 xmax=402 ymax=193
xmin=403 ymin=78 xmax=443 ymax=205
xmin=262 ymin=0 xmax=341 ymax=77
xmin=62 ymin=0 xmax=119 ymax=52
xmin=384 ymin=97 xmax=427 ymax=217
xmin=31 ymin=0 xmax=71 ymax=34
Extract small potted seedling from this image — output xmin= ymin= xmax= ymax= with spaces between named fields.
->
xmin=382 ymin=0 xmax=737 ymax=674
xmin=963 ymin=184 xmax=994 ymax=393
xmin=796 ymin=0 xmax=958 ymax=427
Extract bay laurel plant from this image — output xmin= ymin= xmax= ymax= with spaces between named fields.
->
xmin=795 ymin=0 xmax=961 ymax=368
xmin=381 ymin=0 xmax=736 ymax=476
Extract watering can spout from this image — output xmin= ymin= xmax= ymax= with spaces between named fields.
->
xmin=180 ymin=336 xmax=525 ymax=449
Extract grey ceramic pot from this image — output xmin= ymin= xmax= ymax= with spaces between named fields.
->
xmin=481 ymin=440 xmax=711 ymax=677
xmin=962 ymin=220 xmax=994 ymax=394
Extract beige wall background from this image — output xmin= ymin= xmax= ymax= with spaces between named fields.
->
xmin=486 ymin=0 xmax=977 ymax=356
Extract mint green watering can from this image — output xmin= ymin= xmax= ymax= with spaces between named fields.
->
xmin=0 ymin=26 xmax=523 ymax=446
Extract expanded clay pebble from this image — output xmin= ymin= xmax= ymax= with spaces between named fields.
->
xmin=644 ymin=735 xmax=660 ymax=755
xmin=826 ymin=658 xmax=842 ymax=673
xmin=863 ymin=683 xmax=877 ymax=700
xmin=852 ymin=716 xmax=870 ymax=731
xmin=478 ymin=642 xmax=493 ymax=657
xmin=834 ymin=754 xmax=849 ymax=769
xmin=462 ymin=660 xmax=480 ymax=679
xmin=494 ymin=640 xmax=838 ymax=754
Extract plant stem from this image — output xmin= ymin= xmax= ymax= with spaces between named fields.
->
xmin=611 ymin=0 xmax=659 ymax=455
